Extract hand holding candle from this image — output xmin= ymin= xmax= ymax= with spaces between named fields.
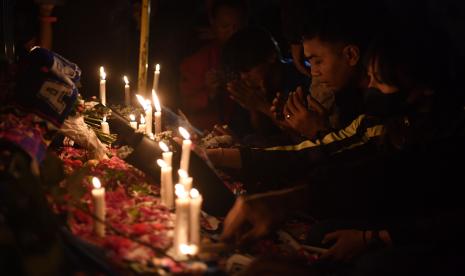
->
xmin=179 ymin=127 xmax=192 ymax=173
xmin=99 ymin=66 xmax=106 ymax=106
xmin=123 ymin=75 xmax=130 ymax=106
xmin=152 ymin=89 xmax=162 ymax=135
xmin=91 ymin=177 xmax=106 ymax=237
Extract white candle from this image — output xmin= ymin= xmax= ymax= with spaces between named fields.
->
xmin=159 ymin=141 xmax=172 ymax=167
xmin=129 ymin=114 xmax=138 ymax=129
xmin=152 ymin=64 xmax=160 ymax=92
xmin=91 ymin=177 xmax=106 ymax=237
xmin=101 ymin=116 xmax=110 ymax=134
xmin=178 ymin=169 xmax=193 ymax=191
xmin=179 ymin=127 xmax=192 ymax=173
xmin=138 ymin=114 xmax=146 ymax=133
xmin=145 ymin=99 xmax=153 ymax=136
xmin=136 ymin=95 xmax=152 ymax=135
xmin=99 ymin=66 xmax=106 ymax=106
xmin=157 ymin=159 xmax=174 ymax=209
xmin=123 ymin=75 xmax=130 ymax=106
xmin=174 ymin=185 xmax=190 ymax=256
xmin=189 ymin=188 xmax=203 ymax=247
xmin=152 ymin=89 xmax=162 ymax=135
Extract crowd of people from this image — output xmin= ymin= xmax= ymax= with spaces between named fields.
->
xmin=1 ymin=0 xmax=465 ymax=275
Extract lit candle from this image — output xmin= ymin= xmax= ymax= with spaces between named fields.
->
xmin=159 ymin=141 xmax=172 ymax=167
xmin=179 ymin=243 xmax=198 ymax=256
xmin=152 ymin=64 xmax=160 ymax=92
xmin=129 ymin=114 xmax=138 ymax=129
xmin=136 ymin=94 xmax=152 ymax=135
xmin=152 ymin=89 xmax=162 ymax=135
xmin=123 ymin=75 xmax=130 ymax=106
xmin=179 ymin=127 xmax=192 ymax=173
xmin=91 ymin=177 xmax=106 ymax=237
xmin=157 ymin=159 xmax=174 ymax=209
xmin=178 ymin=169 xmax=193 ymax=191
xmin=101 ymin=116 xmax=110 ymax=134
xmin=189 ymin=188 xmax=203 ymax=248
xmin=145 ymin=99 xmax=153 ymax=136
xmin=138 ymin=114 xmax=146 ymax=133
xmin=99 ymin=66 xmax=106 ymax=106
xmin=174 ymin=185 xmax=190 ymax=256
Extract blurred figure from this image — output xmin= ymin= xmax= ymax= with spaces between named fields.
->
xmin=179 ymin=0 xmax=248 ymax=131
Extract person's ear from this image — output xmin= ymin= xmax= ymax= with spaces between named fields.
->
xmin=343 ymin=45 xmax=360 ymax=66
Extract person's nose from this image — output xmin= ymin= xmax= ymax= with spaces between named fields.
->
xmin=311 ymin=67 xmax=321 ymax=78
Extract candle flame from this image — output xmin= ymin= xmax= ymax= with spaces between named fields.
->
xmin=152 ymin=90 xmax=161 ymax=112
xmin=155 ymin=64 xmax=160 ymax=72
xmin=190 ymin=188 xmax=200 ymax=199
xmin=129 ymin=114 xmax=135 ymax=121
xmin=99 ymin=66 xmax=106 ymax=80
xmin=157 ymin=159 xmax=167 ymax=168
xmin=179 ymin=244 xmax=198 ymax=255
xmin=102 ymin=116 xmax=107 ymax=122
xmin=159 ymin=141 xmax=169 ymax=152
xmin=175 ymin=184 xmax=188 ymax=198
xmin=92 ymin=177 xmax=101 ymax=189
xmin=123 ymin=75 xmax=129 ymax=85
xmin=140 ymin=114 xmax=145 ymax=124
xmin=136 ymin=94 xmax=149 ymax=110
xmin=178 ymin=127 xmax=190 ymax=140
xmin=178 ymin=169 xmax=188 ymax=179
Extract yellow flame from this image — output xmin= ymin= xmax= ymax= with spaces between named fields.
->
xmin=99 ymin=66 xmax=106 ymax=80
xmin=129 ymin=114 xmax=135 ymax=121
xmin=152 ymin=90 xmax=161 ymax=112
xmin=178 ymin=169 xmax=188 ymax=179
xmin=178 ymin=127 xmax=190 ymax=140
xmin=157 ymin=159 xmax=167 ymax=168
xmin=190 ymin=188 xmax=200 ymax=198
xmin=136 ymin=94 xmax=148 ymax=110
xmin=102 ymin=116 xmax=107 ymax=122
xmin=159 ymin=141 xmax=169 ymax=152
xmin=123 ymin=75 xmax=129 ymax=85
xmin=155 ymin=64 xmax=160 ymax=72
xmin=179 ymin=244 xmax=198 ymax=255
xmin=92 ymin=177 xmax=101 ymax=189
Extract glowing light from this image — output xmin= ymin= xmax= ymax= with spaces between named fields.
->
xmin=152 ymin=90 xmax=161 ymax=112
xmin=99 ymin=66 xmax=106 ymax=80
xmin=178 ymin=127 xmax=190 ymax=140
xmin=157 ymin=159 xmax=167 ymax=168
xmin=92 ymin=177 xmax=101 ymax=189
xmin=159 ymin=141 xmax=169 ymax=152
xmin=129 ymin=114 xmax=136 ymax=121
xmin=123 ymin=75 xmax=129 ymax=85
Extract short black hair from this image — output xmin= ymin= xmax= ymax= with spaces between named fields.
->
xmin=211 ymin=0 xmax=248 ymax=20
xmin=302 ymin=0 xmax=385 ymax=54
xmin=221 ymin=26 xmax=281 ymax=75
xmin=366 ymin=20 xmax=453 ymax=93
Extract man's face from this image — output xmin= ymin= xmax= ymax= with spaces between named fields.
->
xmin=303 ymin=38 xmax=357 ymax=91
xmin=213 ymin=7 xmax=243 ymax=44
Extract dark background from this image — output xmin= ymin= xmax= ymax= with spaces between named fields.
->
xmin=2 ymin=0 xmax=465 ymax=111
